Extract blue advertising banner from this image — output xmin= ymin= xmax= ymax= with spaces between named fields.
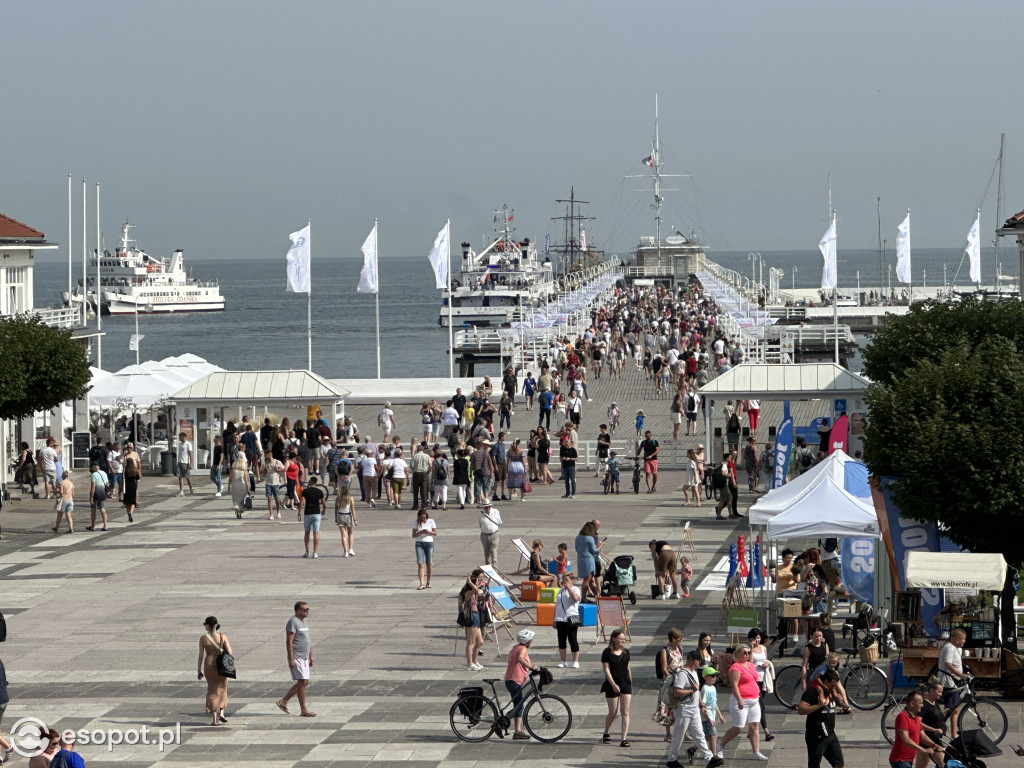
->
xmin=772 ymin=417 xmax=794 ymax=489
xmin=878 ymin=476 xmax=944 ymax=635
xmin=841 ymin=538 xmax=875 ymax=604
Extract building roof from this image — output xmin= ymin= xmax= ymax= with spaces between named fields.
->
xmin=0 ymin=212 xmax=45 ymax=240
xmin=331 ymin=377 xmax=477 ymax=404
xmin=171 ymin=370 xmax=350 ymax=404
xmin=697 ymin=363 xmax=870 ymax=400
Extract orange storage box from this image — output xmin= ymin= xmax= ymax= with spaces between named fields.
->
xmin=536 ymin=603 xmax=555 ymax=626
xmin=520 ymin=581 xmax=544 ymax=601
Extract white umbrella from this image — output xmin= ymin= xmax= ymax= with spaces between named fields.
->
xmin=90 ymin=364 xmax=182 ymax=409
xmin=161 ymin=354 xmax=224 ymax=380
xmin=139 ymin=360 xmax=199 ymax=388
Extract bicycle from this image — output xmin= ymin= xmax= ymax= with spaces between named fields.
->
xmin=774 ymin=646 xmax=889 ymax=711
xmin=880 ymin=675 xmax=1007 ymax=746
xmin=701 ymin=471 xmax=720 ymax=501
xmin=450 ymin=671 xmax=572 ymax=743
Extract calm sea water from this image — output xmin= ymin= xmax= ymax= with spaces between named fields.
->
xmin=31 ymin=246 xmax=1017 ymax=376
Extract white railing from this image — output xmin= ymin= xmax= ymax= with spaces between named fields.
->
xmin=1 ymin=307 xmax=85 ymax=330
xmin=626 ymin=265 xmax=674 ymax=277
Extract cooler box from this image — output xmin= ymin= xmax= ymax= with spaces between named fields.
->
xmin=536 ymin=603 xmax=555 ymax=626
xmin=547 ymin=560 xmax=571 ymax=575
xmin=539 ymin=587 xmax=558 ymax=604
xmin=520 ymin=581 xmax=544 ymax=601
xmin=779 ymin=598 xmax=803 ymax=618
xmin=579 ymin=602 xmax=597 ymax=627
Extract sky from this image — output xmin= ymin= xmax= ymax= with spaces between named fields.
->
xmin=4 ymin=1 xmax=1022 ymax=262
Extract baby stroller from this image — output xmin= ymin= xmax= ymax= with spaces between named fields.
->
xmin=943 ymin=729 xmax=1002 ymax=768
xmin=601 ymin=554 xmax=638 ymax=604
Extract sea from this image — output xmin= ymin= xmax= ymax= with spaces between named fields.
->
xmin=30 ymin=247 xmax=1018 ymax=378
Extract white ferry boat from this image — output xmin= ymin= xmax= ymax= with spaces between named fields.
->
xmin=64 ymin=221 xmax=224 ymax=315
xmin=439 ymin=206 xmax=555 ymax=327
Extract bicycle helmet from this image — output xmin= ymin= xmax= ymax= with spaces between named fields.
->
xmin=517 ymin=629 xmax=535 ymax=644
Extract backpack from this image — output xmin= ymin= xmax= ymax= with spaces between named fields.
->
xmin=712 ymin=464 xmax=728 ymax=488
xmin=823 ymin=537 xmax=839 ymax=554
xmin=800 ymin=449 xmax=813 ymax=468
xmin=434 ymin=460 xmax=448 ymax=481
xmin=686 ymin=393 xmax=696 ymax=411
xmin=655 ymin=644 xmax=673 ymax=679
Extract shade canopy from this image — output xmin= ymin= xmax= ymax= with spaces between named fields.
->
xmin=160 ymin=354 xmax=224 ymax=378
xmin=750 ymin=450 xmax=868 ymax=526
xmin=90 ymin=364 xmax=182 ymax=408
xmin=697 ymin=363 xmax=870 ymax=401
xmin=904 ymin=551 xmax=1007 ymax=592
xmin=171 ymin=370 xmax=349 ymax=405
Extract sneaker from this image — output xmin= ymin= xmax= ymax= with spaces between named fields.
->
xmin=276 ymin=513 xmax=282 ymax=519
xmin=471 ymin=663 xmax=484 ymax=671
xmin=343 ymin=552 xmax=349 ymax=558
xmin=512 ymin=731 xmax=530 ymax=740
xmin=686 ymin=746 xmax=696 ymax=764
xmin=312 ymin=553 xmax=319 ymax=559
xmin=753 ymin=753 xmax=768 ymax=761
xmin=177 ymin=491 xmax=185 ymax=497
xmin=716 ymin=752 xmax=724 ymax=759
xmin=572 ymin=661 xmax=579 ymax=668
xmin=302 ymin=552 xmax=309 ymax=558
xmin=666 ymin=761 xmax=684 ymax=768
xmin=557 ymin=661 xmax=566 ymax=668
xmin=707 ymin=758 xmax=726 ymax=768
xmin=348 ymin=550 xmax=355 ymax=556
xmin=215 ymin=492 xmax=222 ymax=498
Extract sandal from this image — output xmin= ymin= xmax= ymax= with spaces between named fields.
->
xmin=602 ymin=733 xmax=611 ymax=744
xmin=300 ymin=711 xmax=317 ymax=717
xmin=276 ymin=700 xmax=290 ymax=714
xmin=620 ymin=740 xmax=631 ymax=748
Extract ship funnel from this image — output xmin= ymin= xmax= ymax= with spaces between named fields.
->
xmin=170 ymin=250 xmax=185 ymax=273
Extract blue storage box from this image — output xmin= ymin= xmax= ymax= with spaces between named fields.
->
xmin=547 ymin=559 xmax=571 ymax=575
xmin=579 ymin=602 xmax=597 ymax=627
xmin=889 ymin=660 xmax=912 ymax=689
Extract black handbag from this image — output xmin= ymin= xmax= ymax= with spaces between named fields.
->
xmin=216 ymin=650 xmax=237 ymax=679
xmin=456 ymin=601 xmax=473 ymax=628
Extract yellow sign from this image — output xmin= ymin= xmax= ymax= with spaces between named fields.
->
xmin=306 ymin=405 xmax=322 ymax=423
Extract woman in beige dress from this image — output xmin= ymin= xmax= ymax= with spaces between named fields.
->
xmin=197 ymin=616 xmax=232 ymax=725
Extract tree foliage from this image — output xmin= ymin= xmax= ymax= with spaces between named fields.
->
xmin=0 ymin=315 xmax=91 ymax=420
xmin=863 ymin=298 xmax=1024 ymax=566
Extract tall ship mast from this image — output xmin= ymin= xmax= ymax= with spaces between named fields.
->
xmin=548 ymin=187 xmax=603 ymax=276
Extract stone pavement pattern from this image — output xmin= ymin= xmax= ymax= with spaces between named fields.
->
xmin=2 ymin=396 xmax=1021 ymax=766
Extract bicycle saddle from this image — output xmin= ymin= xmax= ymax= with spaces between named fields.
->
xmin=482 ymin=678 xmax=501 ymax=684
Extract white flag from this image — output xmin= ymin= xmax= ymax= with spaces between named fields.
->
xmin=357 ymin=223 xmax=378 ymax=294
xmin=965 ymin=212 xmax=981 ymax=284
xmin=285 ymin=224 xmax=311 ymax=293
xmin=427 ymin=221 xmax=450 ymax=289
xmin=819 ymin=219 xmax=837 ymax=290
xmin=580 ymin=228 xmax=588 ymax=252
xmin=129 ymin=333 xmax=143 ymax=351
xmin=896 ymin=213 xmax=911 ymax=284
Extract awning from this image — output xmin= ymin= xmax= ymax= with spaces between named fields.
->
xmin=697 ymin=363 xmax=870 ymax=401
xmin=904 ymin=551 xmax=1007 ymax=592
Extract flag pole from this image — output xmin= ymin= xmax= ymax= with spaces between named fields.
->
xmin=832 ymin=209 xmax=839 ymax=365
xmin=374 ymin=218 xmax=381 ymax=379
xmin=307 ymin=219 xmax=312 ymax=371
xmin=96 ymin=182 xmax=102 ymax=370
xmin=447 ymin=219 xmax=454 ymax=378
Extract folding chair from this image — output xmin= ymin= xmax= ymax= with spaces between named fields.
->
xmin=679 ymin=520 xmax=697 ymax=562
xmin=481 ymin=564 xmax=533 ymax=610
xmin=596 ymin=596 xmax=632 ymax=642
xmin=490 ymin=585 xmax=535 ymax=624
xmin=511 ymin=537 xmax=534 ymax=575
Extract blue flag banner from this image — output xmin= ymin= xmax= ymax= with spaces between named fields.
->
xmin=841 ymin=538 xmax=875 ymax=604
xmin=878 ymin=476 xmax=944 ymax=635
xmin=772 ymin=417 xmax=794 ymax=489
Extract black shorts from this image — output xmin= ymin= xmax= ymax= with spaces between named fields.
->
xmin=805 ymin=732 xmax=843 ymax=768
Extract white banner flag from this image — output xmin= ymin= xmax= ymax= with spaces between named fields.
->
xmin=357 ymin=223 xmax=378 ymax=294
xmin=285 ymin=224 xmax=311 ymax=293
xmin=965 ymin=212 xmax=981 ymax=284
xmin=896 ymin=213 xmax=911 ymax=284
xmin=129 ymin=333 xmax=143 ymax=351
xmin=819 ymin=219 xmax=837 ymax=290
xmin=427 ymin=221 xmax=450 ymax=289
xmin=580 ymin=228 xmax=587 ymax=252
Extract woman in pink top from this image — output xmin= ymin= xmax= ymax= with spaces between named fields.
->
xmin=504 ymin=629 xmax=540 ymax=741
xmin=718 ymin=646 xmax=767 ymax=760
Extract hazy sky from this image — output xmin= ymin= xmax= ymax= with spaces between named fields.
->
xmin=4 ymin=1 xmax=1022 ymax=262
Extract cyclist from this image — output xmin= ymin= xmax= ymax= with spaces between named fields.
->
xmin=938 ymin=628 xmax=968 ymax=739
xmin=605 ymin=451 xmax=621 ymax=494
xmin=505 ymin=629 xmax=541 ymax=741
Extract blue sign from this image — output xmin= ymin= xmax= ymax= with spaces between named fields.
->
xmin=841 ymin=537 xmax=875 ymax=604
xmin=834 ymin=398 xmax=847 ymax=414
xmin=772 ymin=417 xmax=794 ymax=489
xmin=879 ymin=476 xmax=944 ymax=635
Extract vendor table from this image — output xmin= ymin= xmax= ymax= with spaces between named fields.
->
xmin=901 ymin=646 xmax=1003 ymax=680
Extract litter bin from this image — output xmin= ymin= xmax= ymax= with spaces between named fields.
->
xmin=713 ymin=427 xmax=725 ymax=462
xmin=160 ymin=450 xmax=176 ymax=476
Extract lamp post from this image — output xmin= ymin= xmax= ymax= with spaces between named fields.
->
xmin=792 ymin=266 xmax=798 ymax=291
xmin=887 ymin=265 xmax=892 ymax=298
xmin=856 ymin=270 xmax=860 ymax=305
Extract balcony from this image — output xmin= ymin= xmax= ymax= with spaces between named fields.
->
xmin=0 ymin=306 xmax=85 ymax=330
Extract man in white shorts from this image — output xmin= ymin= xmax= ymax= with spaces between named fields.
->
xmin=276 ymin=601 xmax=315 ymax=717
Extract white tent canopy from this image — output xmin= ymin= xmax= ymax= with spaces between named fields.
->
xmin=750 ymin=451 xmax=866 ymax=526
xmin=904 ymin=551 xmax=1007 ymax=592
xmin=89 ymin=364 xmax=183 ymax=408
xmin=161 ymin=354 xmax=224 ymax=379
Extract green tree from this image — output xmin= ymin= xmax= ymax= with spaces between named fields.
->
xmin=863 ymin=298 xmax=1024 ymax=643
xmin=0 ymin=315 xmax=91 ymax=420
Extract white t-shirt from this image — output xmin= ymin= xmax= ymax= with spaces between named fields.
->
xmin=379 ymin=408 xmax=394 ymax=429
xmin=748 ymin=399 xmax=760 ymax=410
xmin=414 ymin=518 xmax=437 ymax=544
xmin=713 ymin=339 xmax=725 ymax=356
xmin=177 ymin=441 xmax=193 ymax=464
xmin=360 ymin=456 xmax=378 ymax=477
xmin=672 ymin=667 xmax=701 ymax=713
xmin=554 ymin=586 xmax=581 ymax=622
xmin=40 ymin=446 xmax=58 ymax=472
xmin=938 ymin=642 xmax=963 ymax=688
xmin=386 ymin=457 xmax=408 ymax=479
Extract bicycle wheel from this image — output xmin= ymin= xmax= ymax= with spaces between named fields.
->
xmin=842 ymin=663 xmax=889 ymax=711
xmin=450 ymin=693 xmax=499 ymax=742
xmin=704 ymin=480 xmax=713 ymax=500
xmin=773 ymin=665 xmax=805 ymax=709
xmin=957 ymin=697 xmax=1007 ymax=745
xmin=880 ymin=699 xmax=902 ymax=745
xmin=524 ymin=693 xmax=572 ymax=742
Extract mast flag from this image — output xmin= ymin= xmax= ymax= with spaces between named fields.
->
xmin=896 ymin=212 xmax=911 ymax=284
xmin=285 ymin=224 xmax=311 ymax=293
xmin=642 ymin=154 xmax=654 ymax=167
xmin=819 ymin=219 xmax=837 ymax=290
xmin=966 ymin=211 xmax=981 ymax=284
xmin=427 ymin=221 xmax=450 ymax=289
xmin=357 ymin=224 xmax=379 ymax=293
xmin=580 ymin=228 xmax=588 ymax=252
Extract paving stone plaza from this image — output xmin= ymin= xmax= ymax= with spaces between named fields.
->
xmin=2 ymin=385 xmax=1021 ymax=767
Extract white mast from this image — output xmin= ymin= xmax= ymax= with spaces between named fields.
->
xmin=832 ymin=209 xmax=839 ymax=365
xmin=307 ymin=219 xmax=312 ymax=371
xmin=374 ymin=219 xmax=381 ymax=379
xmin=447 ymin=218 xmax=454 ymax=378
xmin=95 ymin=182 xmax=102 ymax=369
xmin=67 ymin=175 xmax=72 ymax=307
xmin=82 ymin=179 xmax=87 ymax=326
xmin=654 ymin=94 xmax=662 ymax=260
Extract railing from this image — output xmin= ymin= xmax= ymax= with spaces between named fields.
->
xmin=2 ymin=307 xmax=85 ymax=330
xmin=626 ymin=265 xmax=674 ymax=277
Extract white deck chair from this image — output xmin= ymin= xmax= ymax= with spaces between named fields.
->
xmin=511 ymin=537 xmax=534 ymax=575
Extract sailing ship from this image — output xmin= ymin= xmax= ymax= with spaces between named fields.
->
xmin=63 ymin=221 xmax=225 ymax=314
xmin=438 ymin=205 xmax=555 ymax=327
